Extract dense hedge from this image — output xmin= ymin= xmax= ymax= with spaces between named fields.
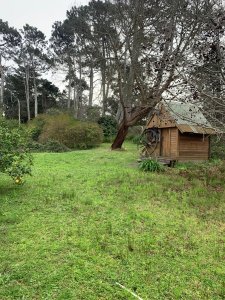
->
xmin=0 ymin=118 xmax=32 ymax=183
xmin=28 ymin=113 xmax=103 ymax=150
xmin=98 ymin=116 xmax=118 ymax=142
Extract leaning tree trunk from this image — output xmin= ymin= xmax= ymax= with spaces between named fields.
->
xmin=111 ymin=105 xmax=155 ymax=150
xmin=111 ymin=121 xmax=129 ymax=150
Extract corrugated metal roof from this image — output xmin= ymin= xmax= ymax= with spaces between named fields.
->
xmin=163 ymin=100 xmax=210 ymax=126
xmin=177 ymin=124 xmax=217 ymax=135
xmin=163 ymin=100 xmax=218 ymax=134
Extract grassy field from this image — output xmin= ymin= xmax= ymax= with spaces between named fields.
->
xmin=0 ymin=143 xmax=225 ymax=300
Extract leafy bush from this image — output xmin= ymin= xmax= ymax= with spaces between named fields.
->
xmin=29 ymin=140 xmax=70 ymax=153
xmin=44 ymin=140 xmax=71 ymax=152
xmin=210 ymin=135 xmax=225 ymax=159
xmin=0 ymin=119 xmax=32 ymax=183
xmin=98 ymin=116 xmax=118 ymax=142
xmin=126 ymin=126 xmax=143 ymax=144
xmin=31 ymin=113 xmax=103 ymax=150
xmin=2 ymin=118 xmax=20 ymax=129
xmin=62 ymin=123 xmax=103 ymax=149
xmin=27 ymin=114 xmax=47 ymax=141
xmin=139 ymin=159 xmax=164 ymax=172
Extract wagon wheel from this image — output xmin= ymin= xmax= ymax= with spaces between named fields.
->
xmin=138 ymin=128 xmax=160 ymax=158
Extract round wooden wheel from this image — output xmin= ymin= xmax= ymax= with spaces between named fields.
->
xmin=138 ymin=128 xmax=160 ymax=158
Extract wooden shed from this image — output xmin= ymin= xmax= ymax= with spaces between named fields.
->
xmin=145 ymin=101 xmax=218 ymax=162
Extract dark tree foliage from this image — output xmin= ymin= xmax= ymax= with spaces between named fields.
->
xmin=4 ymin=70 xmax=60 ymax=122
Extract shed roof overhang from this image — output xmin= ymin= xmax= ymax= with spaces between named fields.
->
xmin=177 ymin=124 xmax=219 ymax=135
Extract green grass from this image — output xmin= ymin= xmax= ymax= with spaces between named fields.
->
xmin=0 ymin=143 xmax=225 ymax=300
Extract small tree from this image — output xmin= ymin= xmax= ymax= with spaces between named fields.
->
xmin=0 ymin=119 xmax=32 ymax=183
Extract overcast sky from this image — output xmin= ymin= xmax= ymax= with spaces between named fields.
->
xmin=0 ymin=0 xmax=90 ymax=38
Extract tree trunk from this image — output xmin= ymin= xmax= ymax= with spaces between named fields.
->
xmin=111 ymin=121 xmax=129 ymax=150
xmin=77 ymin=53 xmax=82 ymax=118
xmin=0 ymin=54 xmax=4 ymax=109
xmin=31 ymin=56 xmax=38 ymax=117
xmin=111 ymin=104 xmax=155 ymax=150
xmin=67 ymin=63 xmax=72 ymax=109
xmin=17 ymin=98 xmax=21 ymax=125
xmin=24 ymin=64 xmax=31 ymax=121
xmin=101 ymin=38 xmax=107 ymax=115
xmin=33 ymin=75 xmax=38 ymax=117
xmin=89 ymin=65 xmax=94 ymax=107
xmin=73 ymin=86 xmax=78 ymax=118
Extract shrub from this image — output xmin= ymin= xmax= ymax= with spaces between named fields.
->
xmin=126 ymin=126 xmax=143 ymax=144
xmin=139 ymin=159 xmax=164 ymax=172
xmin=34 ymin=113 xmax=103 ymax=149
xmin=60 ymin=123 xmax=103 ymax=149
xmin=29 ymin=141 xmax=70 ymax=153
xmin=210 ymin=135 xmax=225 ymax=159
xmin=98 ymin=116 xmax=118 ymax=142
xmin=0 ymin=119 xmax=32 ymax=183
xmin=27 ymin=114 xmax=48 ymax=141
xmin=44 ymin=140 xmax=71 ymax=152
xmin=2 ymin=118 xmax=20 ymax=129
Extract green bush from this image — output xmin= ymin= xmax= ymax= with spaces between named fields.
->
xmin=2 ymin=118 xmax=21 ymax=129
xmin=210 ymin=136 xmax=225 ymax=159
xmin=27 ymin=114 xmax=48 ymax=141
xmin=32 ymin=113 xmax=103 ymax=150
xmin=98 ymin=116 xmax=118 ymax=142
xmin=126 ymin=126 xmax=143 ymax=144
xmin=64 ymin=123 xmax=103 ymax=149
xmin=0 ymin=119 xmax=32 ymax=183
xmin=139 ymin=159 xmax=164 ymax=172
xmin=29 ymin=140 xmax=70 ymax=153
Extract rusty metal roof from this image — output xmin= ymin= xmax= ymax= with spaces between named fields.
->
xmin=162 ymin=101 xmax=220 ymax=134
xmin=177 ymin=124 xmax=217 ymax=135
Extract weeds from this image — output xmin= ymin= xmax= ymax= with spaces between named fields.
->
xmin=139 ymin=158 xmax=164 ymax=172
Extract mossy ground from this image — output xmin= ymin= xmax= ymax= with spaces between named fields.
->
xmin=0 ymin=143 xmax=224 ymax=299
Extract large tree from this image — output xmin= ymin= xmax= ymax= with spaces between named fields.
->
xmin=106 ymin=0 xmax=221 ymax=149
xmin=0 ymin=19 xmax=21 ymax=109
xmin=17 ymin=24 xmax=51 ymax=120
xmin=4 ymin=70 xmax=59 ymax=122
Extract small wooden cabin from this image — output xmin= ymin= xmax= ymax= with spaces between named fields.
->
xmin=146 ymin=101 xmax=218 ymax=162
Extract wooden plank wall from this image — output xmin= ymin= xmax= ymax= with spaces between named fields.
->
xmin=178 ymin=133 xmax=209 ymax=161
xmin=161 ymin=128 xmax=179 ymax=159
xmin=170 ymin=128 xmax=179 ymax=158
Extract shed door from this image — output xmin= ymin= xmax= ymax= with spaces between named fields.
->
xmin=161 ymin=128 xmax=178 ymax=158
xmin=161 ymin=129 xmax=171 ymax=157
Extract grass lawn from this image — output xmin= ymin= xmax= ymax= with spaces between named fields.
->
xmin=0 ymin=143 xmax=225 ymax=299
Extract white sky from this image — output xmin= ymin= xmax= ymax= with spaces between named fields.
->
xmin=0 ymin=0 xmax=90 ymax=38
xmin=0 ymin=0 xmax=91 ymax=92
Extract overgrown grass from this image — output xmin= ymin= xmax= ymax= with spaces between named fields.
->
xmin=0 ymin=143 xmax=225 ymax=299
